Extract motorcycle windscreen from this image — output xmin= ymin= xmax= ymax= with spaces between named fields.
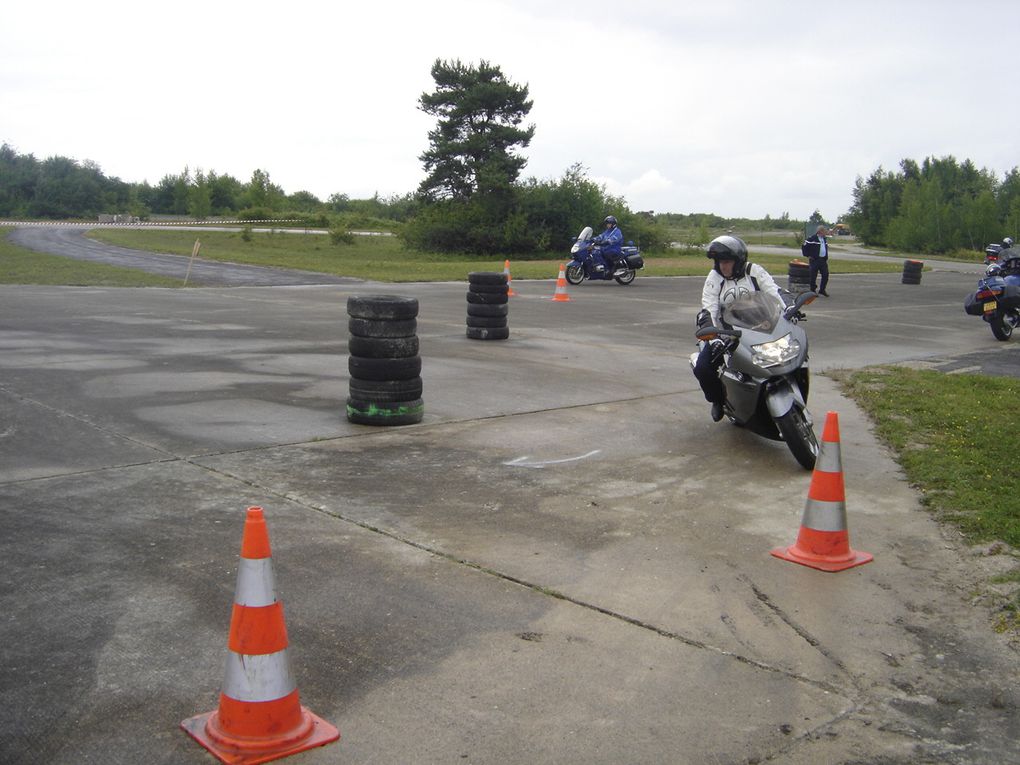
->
xmin=721 ymin=292 xmax=781 ymax=333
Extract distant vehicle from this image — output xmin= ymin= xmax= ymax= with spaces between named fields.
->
xmin=831 ymin=223 xmax=851 ymax=236
xmin=985 ymin=243 xmax=1003 ymax=265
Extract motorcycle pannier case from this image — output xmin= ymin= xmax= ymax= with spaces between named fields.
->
xmin=963 ymin=291 xmax=984 ymax=315
xmin=1005 ymin=283 xmax=1020 ymax=309
xmin=624 ymin=253 xmax=644 ymax=269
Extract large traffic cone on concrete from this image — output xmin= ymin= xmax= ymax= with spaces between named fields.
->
xmin=181 ymin=506 xmax=340 ymax=764
xmin=503 ymin=259 xmax=517 ymax=296
xmin=770 ymin=412 xmax=873 ymax=572
xmin=551 ymin=263 xmax=571 ymax=302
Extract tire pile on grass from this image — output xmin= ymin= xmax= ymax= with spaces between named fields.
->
xmin=466 ymin=272 xmax=509 ymax=340
xmin=346 ymin=295 xmax=423 ymax=426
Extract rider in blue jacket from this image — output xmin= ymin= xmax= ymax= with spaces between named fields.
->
xmin=592 ymin=215 xmax=624 ymax=272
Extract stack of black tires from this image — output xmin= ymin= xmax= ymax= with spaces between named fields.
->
xmin=466 ymin=272 xmax=509 ymax=340
xmin=346 ymin=295 xmax=423 ymax=426
xmin=788 ymin=260 xmax=811 ymax=293
xmin=901 ymin=259 xmax=923 ymax=285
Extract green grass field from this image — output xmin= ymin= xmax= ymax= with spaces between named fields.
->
xmin=833 ymin=366 xmax=1020 ymax=629
xmin=80 ymin=228 xmax=905 ymax=282
xmin=0 ymin=227 xmax=181 ymax=287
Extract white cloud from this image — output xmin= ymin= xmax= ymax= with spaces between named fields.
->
xmin=3 ymin=0 xmax=1020 ymax=218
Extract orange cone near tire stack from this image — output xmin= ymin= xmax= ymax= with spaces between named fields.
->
xmin=181 ymin=507 xmax=339 ymax=764
xmin=770 ymin=412 xmax=873 ymax=572
xmin=551 ymin=263 xmax=571 ymax=302
xmin=503 ymin=259 xmax=517 ymax=296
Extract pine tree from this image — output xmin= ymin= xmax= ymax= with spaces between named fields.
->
xmin=417 ymin=59 xmax=535 ymax=202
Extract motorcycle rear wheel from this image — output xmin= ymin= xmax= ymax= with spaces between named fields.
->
xmin=565 ymin=264 xmax=585 ymax=285
xmin=614 ymin=270 xmax=636 ymax=285
xmin=989 ymin=310 xmax=1018 ymax=341
xmin=776 ymin=407 xmax=819 ymax=470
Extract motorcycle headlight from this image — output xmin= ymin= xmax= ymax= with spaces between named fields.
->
xmin=751 ymin=333 xmax=800 ymax=368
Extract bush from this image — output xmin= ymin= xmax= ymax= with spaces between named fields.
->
xmin=329 ymin=227 xmax=355 ymax=246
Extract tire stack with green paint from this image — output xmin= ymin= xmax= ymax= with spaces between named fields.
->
xmin=466 ymin=272 xmax=509 ymax=340
xmin=346 ymin=295 xmax=424 ymax=425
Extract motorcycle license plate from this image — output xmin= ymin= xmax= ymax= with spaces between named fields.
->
xmin=984 ymin=301 xmax=998 ymax=313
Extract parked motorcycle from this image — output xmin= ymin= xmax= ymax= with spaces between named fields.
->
xmin=690 ymin=290 xmax=819 ymax=470
xmin=964 ymin=257 xmax=1020 ymax=340
xmin=566 ymin=226 xmax=644 ymax=286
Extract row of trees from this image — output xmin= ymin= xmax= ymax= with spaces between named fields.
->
xmin=0 ymin=136 xmax=665 ymax=253
xmin=0 ymin=143 xmax=407 ymax=223
xmin=847 ymin=156 xmax=1020 ymax=253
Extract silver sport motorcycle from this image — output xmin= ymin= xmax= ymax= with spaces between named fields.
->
xmin=690 ymin=290 xmax=820 ymax=469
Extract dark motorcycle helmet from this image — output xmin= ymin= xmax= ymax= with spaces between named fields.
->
xmin=603 ymin=215 xmax=618 ymax=228
xmin=706 ymin=235 xmax=748 ymax=278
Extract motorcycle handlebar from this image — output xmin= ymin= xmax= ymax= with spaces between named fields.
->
xmin=695 ymin=326 xmax=741 ymax=342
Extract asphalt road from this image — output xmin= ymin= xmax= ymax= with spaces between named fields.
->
xmin=1 ymin=227 xmax=1018 ymax=765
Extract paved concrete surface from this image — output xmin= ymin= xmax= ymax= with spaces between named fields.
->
xmin=1 ymin=234 xmax=1019 ymax=764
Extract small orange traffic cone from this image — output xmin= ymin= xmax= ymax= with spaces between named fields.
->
xmin=770 ymin=412 xmax=873 ymax=572
xmin=551 ymin=263 xmax=571 ymax=302
xmin=503 ymin=259 xmax=517 ymax=296
xmin=181 ymin=507 xmax=339 ymax=764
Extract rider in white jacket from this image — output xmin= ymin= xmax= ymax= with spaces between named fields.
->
xmin=693 ymin=235 xmax=785 ymax=421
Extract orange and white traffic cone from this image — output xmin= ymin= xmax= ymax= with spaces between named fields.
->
xmin=551 ymin=263 xmax=571 ymax=302
xmin=181 ymin=507 xmax=340 ymax=764
xmin=770 ymin=411 xmax=873 ymax=572
xmin=503 ymin=259 xmax=517 ymax=296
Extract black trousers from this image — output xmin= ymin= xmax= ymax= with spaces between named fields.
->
xmin=693 ymin=342 xmax=726 ymax=404
xmin=809 ymin=257 xmax=829 ymax=292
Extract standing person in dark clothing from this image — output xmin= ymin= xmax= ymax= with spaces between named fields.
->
xmin=801 ymin=224 xmax=830 ymax=296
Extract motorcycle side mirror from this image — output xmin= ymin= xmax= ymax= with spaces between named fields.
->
xmin=794 ymin=291 xmax=817 ymax=309
xmin=696 ymin=326 xmax=742 ymax=341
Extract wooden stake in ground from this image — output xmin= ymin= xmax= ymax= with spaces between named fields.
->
xmin=183 ymin=239 xmax=200 ymax=287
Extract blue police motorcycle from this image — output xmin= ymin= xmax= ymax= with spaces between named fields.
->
xmin=565 ymin=226 xmax=644 ymax=286
xmin=964 ymin=255 xmax=1020 ymax=341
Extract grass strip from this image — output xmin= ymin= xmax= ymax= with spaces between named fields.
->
xmin=85 ymin=228 xmax=904 ymax=282
xmin=0 ymin=227 xmax=181 ymax=287
xmin=833 ymin=366 xmax=1020 ymax=547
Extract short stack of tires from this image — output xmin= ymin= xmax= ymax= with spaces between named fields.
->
xmin=788 ymin=260 xmax=811 ymax=293
xmin=901 ymin=259 xmax=923 ymax=285
xmin=346 ymin=295 xmax=423 ymax=426
xmin=466 ymin=272 xmax=509 ymax=340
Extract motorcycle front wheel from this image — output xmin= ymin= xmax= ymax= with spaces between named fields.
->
xmin=565 ymin=264 xmax=585 ymax=285
xmin=614 ymin=270 xmax=636 ymax=285
xmin=776 ymin=407 xmax=819 ymax=470
xmin=989 ymin=309 xmax=1018 ymax=341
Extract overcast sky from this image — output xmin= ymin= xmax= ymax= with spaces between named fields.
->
xmin=3 ymin=0 xmax=1018 ymax=220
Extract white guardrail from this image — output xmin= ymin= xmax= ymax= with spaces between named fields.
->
xmin=0 ymin=220 xmax=394 ymax=235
